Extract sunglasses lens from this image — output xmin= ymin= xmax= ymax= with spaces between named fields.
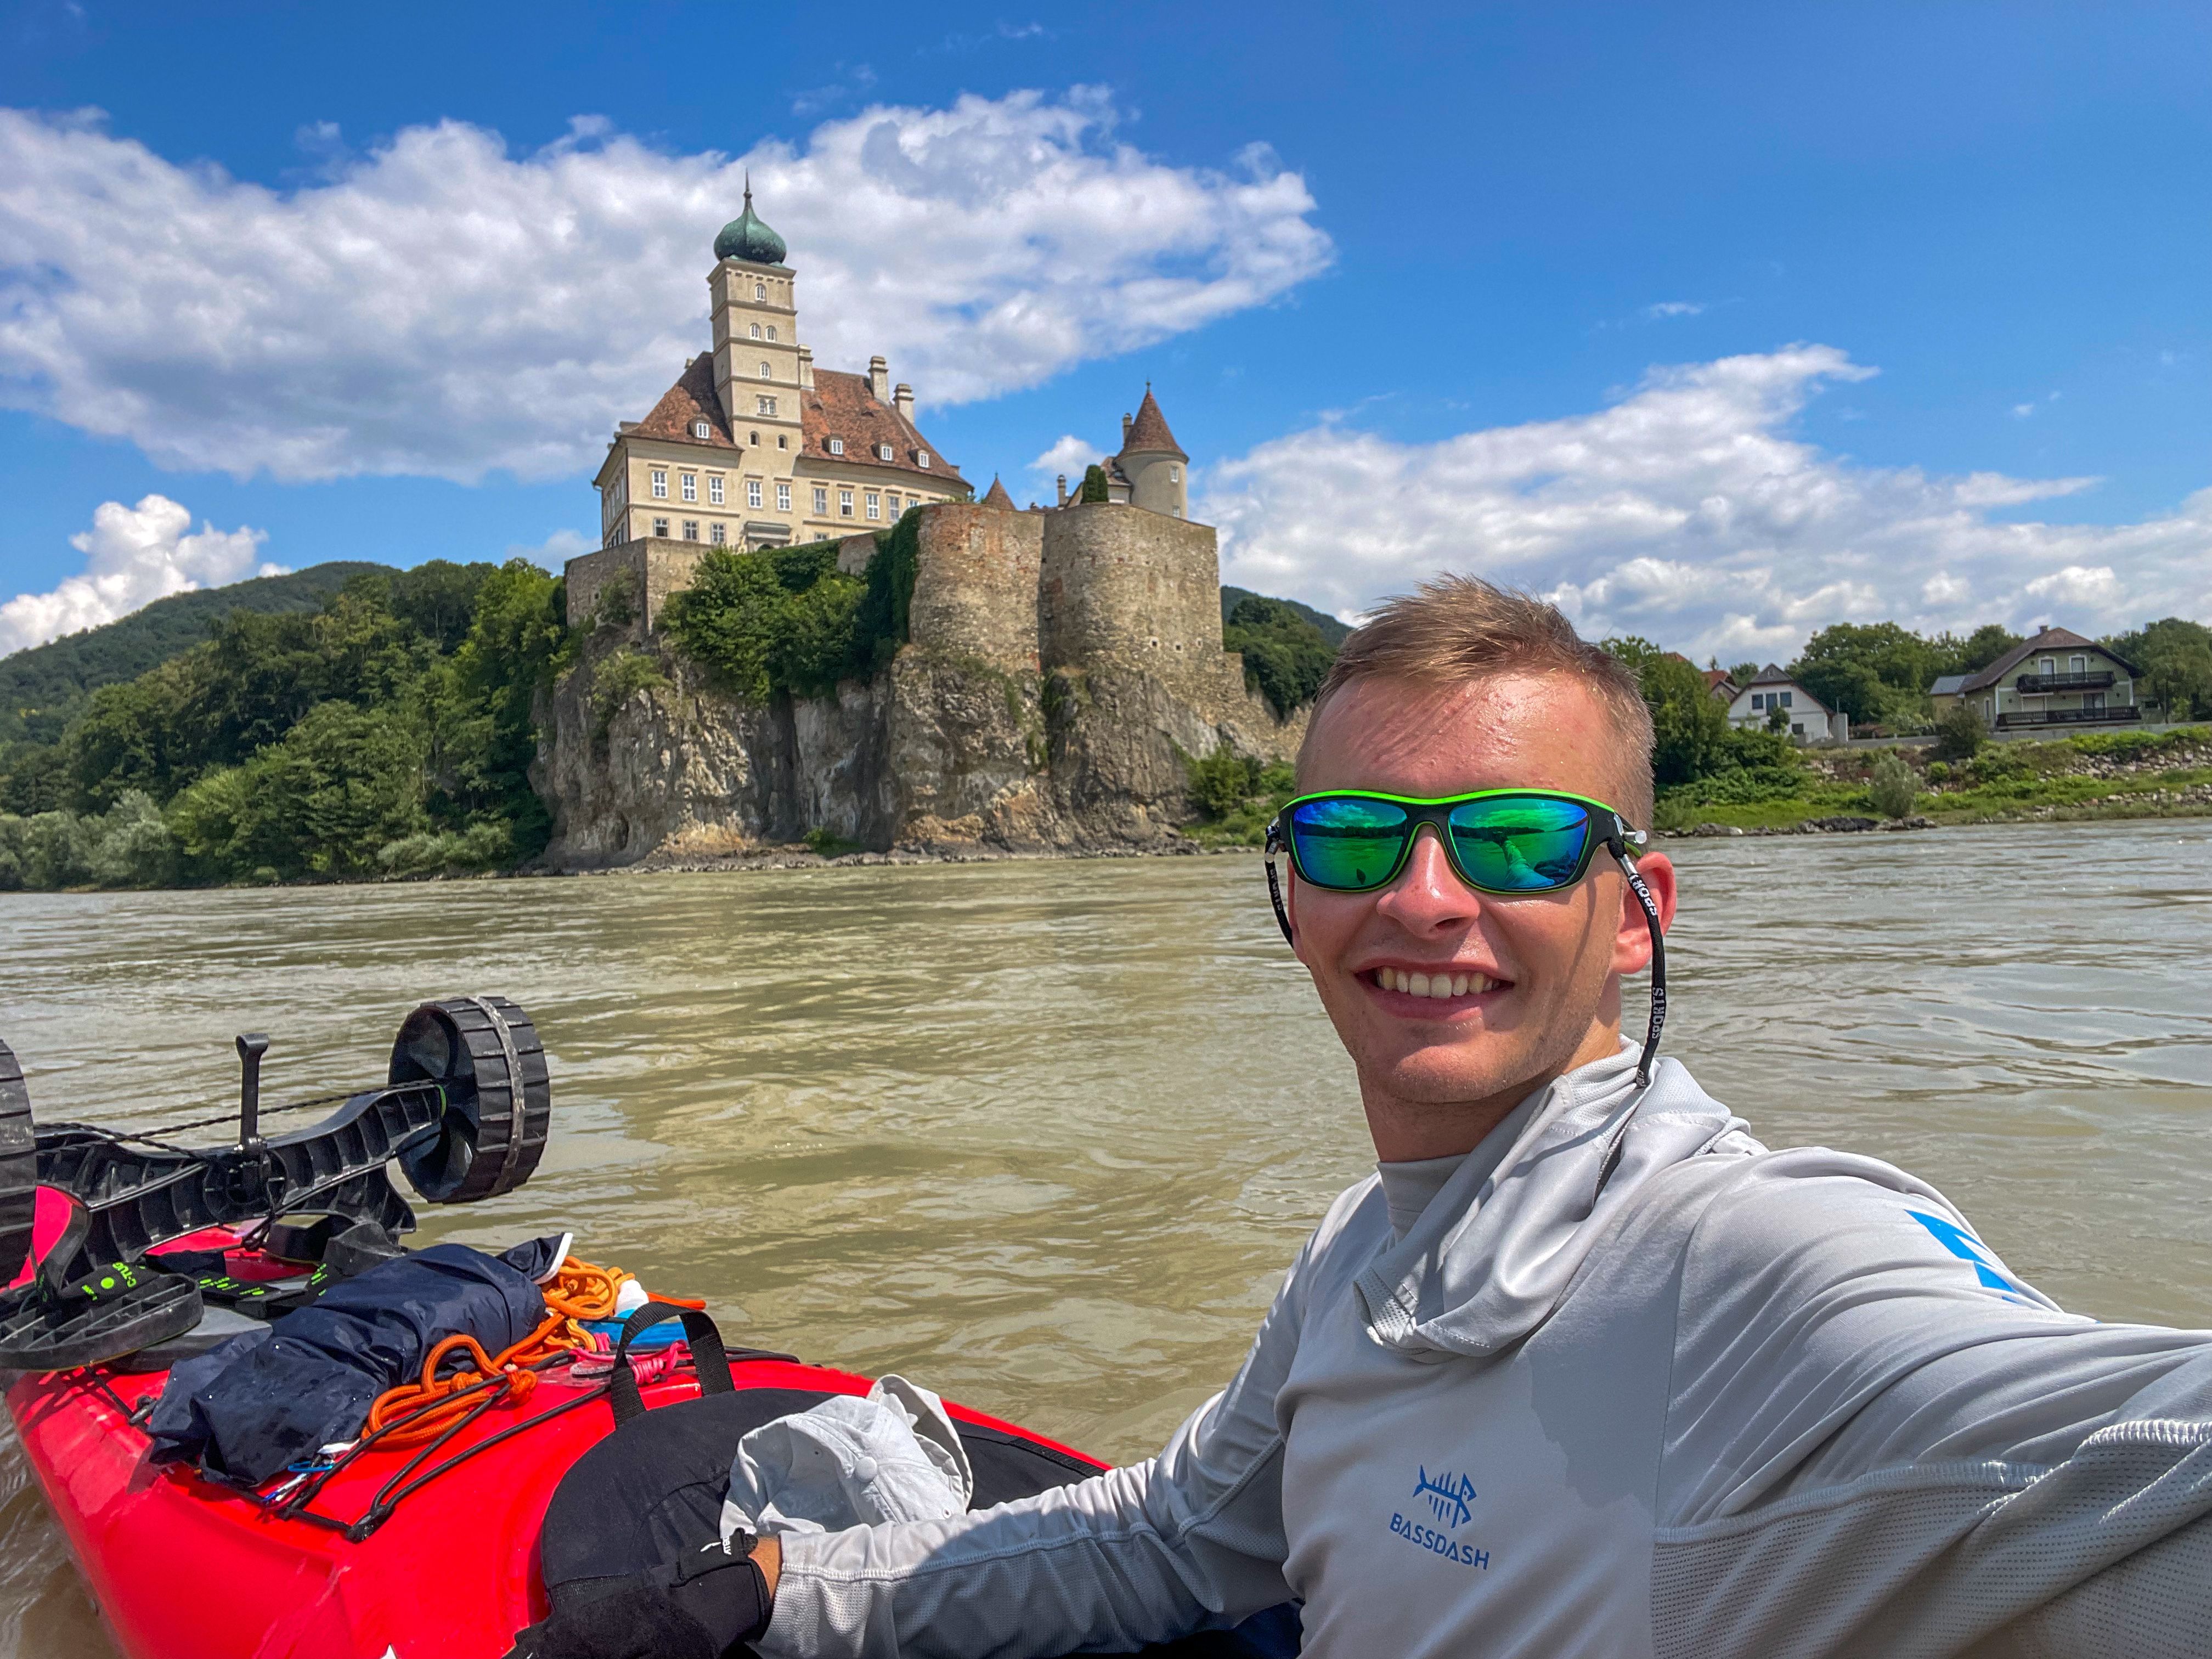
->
xmin=1289 ymin=797 xmax=1412 ymax=890
xmin=1446 ymin=796 xmax=1593 ymax=891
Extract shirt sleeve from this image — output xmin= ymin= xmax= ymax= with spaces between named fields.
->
xmin=755 ymin=1239 xmax=1312 ymax=1658
xmin=1649 ymin=1147 xmax=2212 ymax=1658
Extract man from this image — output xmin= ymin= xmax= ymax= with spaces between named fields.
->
xmin=531 ymin=577 xmax=2212 ymax=1657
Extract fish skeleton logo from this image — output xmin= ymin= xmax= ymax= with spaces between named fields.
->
xmin=1413 ymin=1466 xmax=1477 ymax=1529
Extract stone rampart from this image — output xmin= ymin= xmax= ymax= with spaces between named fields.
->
xmin=563 ymin=539 xmax=715 ymax=634
xmin=1039 ymin=504 xmax=1225 ymax=691
xmin=907 ymin=504 xmax=1044 ymax=674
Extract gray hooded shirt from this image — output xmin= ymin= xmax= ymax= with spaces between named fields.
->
xmin=761 ymin=1044 xmax=2212 ymax=1657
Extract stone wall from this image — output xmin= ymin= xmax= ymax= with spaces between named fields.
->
xmin=907 ymin=504 xmax=1044 ymax=675
xmin=563 ymin=538 xmax=716 ymax=634
xmin=1039 ymin=504 xmax=1229 ymax=695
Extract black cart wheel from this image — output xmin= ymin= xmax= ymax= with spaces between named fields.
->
xmin=388 ymin=996 xmax=551 ymax=1204
xmin=0 ymin=1040 xmax=33 ymax=1288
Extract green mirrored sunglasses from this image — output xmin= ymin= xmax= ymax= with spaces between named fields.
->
xmin=1262 ymin=788 xmax=1668 ymax=1086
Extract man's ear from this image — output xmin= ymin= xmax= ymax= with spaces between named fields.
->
xmin=1612 ymin=851 xmax=1676 ymax=977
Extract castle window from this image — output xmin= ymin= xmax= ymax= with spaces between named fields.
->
xmin=866 ymin=492 xmax=881 ymax=520
xmin=693 ymin=420 xmax=712 ymax=439
xmin=757 ymin=396 xmax=777 ymax=416
xmin=839 ymin=488 xmax=854 ymax=517
xmin=749 ymin=324 xmax=761 ymax=340
xmin=886 ymin=492 xmax=900 ymax=516
xmin=877 ymin=443 xmax=894 ymax=461
xmin=653 ymin=516 xmax=669 ymax=537
xmin=828 ymin=438 xmax=844 ymax=455
xmin=708 ymin=476 xmax=725 ymax=505
xmin=758 ymin=361 xmax=771 ymax=380
xmin=749 ymin=431 xmax=759 ymax=445
xmin=1170 ymin=465 xmax=1180 ymax=482
xmin=776 ymin=481 xmax=792 ymax=512
xmin=711 ymin=522 xmax=726 ymax=544
xmin=777 ymin=435 xmax=788 ymax=449
xmin=682 ymin=520 xmax=699 ymax=541
xmin=754 ymin=281 xmax=765 ymax=300
xmin=766 ymin=326 xmax=777 ymax=341
xmin=748 ymin=479 xmax=764 ymax=509
xmin=916 ymin=450 xmax=930 ymax=469
xmin=650 ymin=470 xmax=668 ymax=499
xmin=814 ymin=487 xmax=828 ymax=514
xmin=681 ymin=473 xmax=697 ymax=502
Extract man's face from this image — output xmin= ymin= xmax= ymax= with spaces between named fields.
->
xmin=1287 ymin=672 xmax=1676 ymax=1156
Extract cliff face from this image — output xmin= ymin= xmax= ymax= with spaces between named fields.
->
xmin=538 ymin=634 xmax=1304 ymax=866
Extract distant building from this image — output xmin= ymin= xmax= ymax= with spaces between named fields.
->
xmin=1950 ymin=625 xmax=2141 ymax=732
xmin=1049 ymin=390 xmax=1189 ymax=520
xmin=592 ymin=185 xmax=971 ymax=554
xmin=1725 ymin=665 xmax=1848 ymax=743
xmin=1702 ymin=667 xmax=1738 ymax=702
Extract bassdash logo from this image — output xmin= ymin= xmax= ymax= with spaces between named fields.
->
xmin=1387 ymin=1466 xmax=1489 ymax=1570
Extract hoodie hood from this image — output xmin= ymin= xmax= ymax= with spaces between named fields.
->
xmin=1356 ymin=1042 xmax=1759 ymax=1358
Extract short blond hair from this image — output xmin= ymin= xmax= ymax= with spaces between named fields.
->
xmin=1297 ymin=574 xmax=1656 ymax=827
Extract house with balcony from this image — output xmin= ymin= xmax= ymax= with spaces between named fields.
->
xmin=1951 ymin=625 xmax=2140 ymax=732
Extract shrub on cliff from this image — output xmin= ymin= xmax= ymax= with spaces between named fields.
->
xmin=1223 ymin=596 xmax=1336 ymax=719
xmin=663 ymin=529 xmax=920 ymax=703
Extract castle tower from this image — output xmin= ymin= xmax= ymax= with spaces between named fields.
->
xmin=708 ymin=181 xmax=805 ymax=542
xmin=1114 ymin=386 xmax=1189 ymax=519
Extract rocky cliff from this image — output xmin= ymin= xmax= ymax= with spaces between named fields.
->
xmin=537 ymin=633 xmax=1305 ymax=867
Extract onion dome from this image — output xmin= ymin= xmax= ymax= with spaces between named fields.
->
xmin=714 ymin=178 xmax=787 ymax=266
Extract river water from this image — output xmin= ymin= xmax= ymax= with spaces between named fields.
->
xmin=2 ymin=820 xmax=2209 ymax=1655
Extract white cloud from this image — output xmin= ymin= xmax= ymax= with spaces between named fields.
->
xmin=1645 ymin=301 xmax=1706 ymax=319
xmin=0 ymin=92 xmax=1329 ymax=484
xmin=1029 ymin=433 xmax=1103 ymax=484
xmin=505 ymin=528 xmax=595 ymax=568
xmin=1198 ymin=345 xmax=2212 ymax=660
xmin=2012 ymin=402 xmax=2038 ymax=418
xmin=1 ymin=494 xmax=279 ymax=655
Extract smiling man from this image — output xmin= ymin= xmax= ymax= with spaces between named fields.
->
xmin=527 ymin=577 xmax=2212 ymax=1659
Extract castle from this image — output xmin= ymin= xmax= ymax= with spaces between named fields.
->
xmin=549 ymin=196 xmax=1292 ymax=864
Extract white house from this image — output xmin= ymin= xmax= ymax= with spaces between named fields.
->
xmin=1726 ymin=665 xmax=1848 ymax=743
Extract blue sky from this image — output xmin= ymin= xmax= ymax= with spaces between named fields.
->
xmin=3 ymin=0 xmax=2208 ymax=662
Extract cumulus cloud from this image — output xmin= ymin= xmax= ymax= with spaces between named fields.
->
xmin=1199 ymin=345 xmax=2212 ymax=661
xmin=0 ymin=92 xmax=1329 ymax=484
xmin=1 ymin=495 xmax=279 ymax=655
xmin=1029 ymin=433 xmax=1104 ymax=486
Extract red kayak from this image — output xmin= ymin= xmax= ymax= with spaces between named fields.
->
xmin=0 ymin=1000 xmax=1114 ymax=1659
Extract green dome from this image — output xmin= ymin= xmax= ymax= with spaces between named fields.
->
xmin=714 ymin=181 xmax=786 ymax=266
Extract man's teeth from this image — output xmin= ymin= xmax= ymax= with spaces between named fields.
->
xmin=1376 ymin=967 xmax=1494 ymax=998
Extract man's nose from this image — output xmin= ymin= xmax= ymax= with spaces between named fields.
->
xmin=1374 ymin=825 xmax=1480 ymax=931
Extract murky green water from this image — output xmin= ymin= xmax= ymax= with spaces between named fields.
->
xmin=3 ymin=821 xmax=2210 ymax=1655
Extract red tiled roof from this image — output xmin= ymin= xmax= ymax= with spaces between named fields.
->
xmin=1702 ymin=668 xmax=1736 ymax=697
xmin=1119 ymin=387 xmax=1184 ymax=458
xmin=802 ymin=369 xmax=967 ymax=486
xmin=981 ymin=476 xmax=1014 ymax=509
xmin=629 ymin=356 xmax=737 ymax=449
xmin=1959 ymin=626 xmax=2135 ymax=693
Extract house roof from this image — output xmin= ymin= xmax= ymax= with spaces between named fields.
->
xmin=620 ymin=358 xmax=967 ymax=487
xmin=802 ymin=369 xmax=968 ymax=486
xmin=1119 ymin=387 xmax=1186 ymax=458
xmin=1702 ymin=667 xmax=1736 ymax=698
xmin=980 ymin=476 xmax=1014 ymax=509
xmin=1929 ymin=673 xmax=1968 ymax=696
xmin=1959 ymin=625 xmax=2138 ymax=692
xmin=1739 ymin=664 xmax=1833 ymax=718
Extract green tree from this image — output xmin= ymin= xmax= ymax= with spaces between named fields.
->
xmin=1930 ymin=702 xmax=1988 ymax=761
xmin=1792 ymin=623 xmax=1945 ymax=729
xmin=1725 ymin=662 xmax=1760 ymax=691
xmin=427 ymin=559 xmax=571 ymax=856
xmin=390 ymin=560 xmax=499 ymax=652
xmin=1943 ymin=623 xmax=2023 ymax=675
xmin=232 ymin=702 xmax=431 ymax=880
xmin=1079 ymin=464 xmax=1110 ymax=504
xmin=1867 ymin=751 xmax=1918 ymax=819
xmin=1223 ymin=596 xmax=1336 ymax=719
xmin=2106 ymin=618 xmax=2212 ymax=721
xmin=1604 ymin=639 xmax=1729 ymax=789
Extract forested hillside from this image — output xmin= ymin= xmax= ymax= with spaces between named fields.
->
xmin=0 ymin=562 xmax=388 ymax=744
xmin=0 ymin=561 xmax=568 ymax=888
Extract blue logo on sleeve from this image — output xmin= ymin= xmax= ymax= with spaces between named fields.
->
xmin=1388 ymin=1466 xmax=1489 ymax=1570
xmin=1907 ymin=1210 xmax=2033 ymax=1304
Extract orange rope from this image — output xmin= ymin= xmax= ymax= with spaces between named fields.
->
xmin=364 ymin=1256 xmax=675 ymax=1448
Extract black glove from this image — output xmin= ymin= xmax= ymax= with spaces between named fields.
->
xmin=506 ymin=1532 xmax=772 ymax=1659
